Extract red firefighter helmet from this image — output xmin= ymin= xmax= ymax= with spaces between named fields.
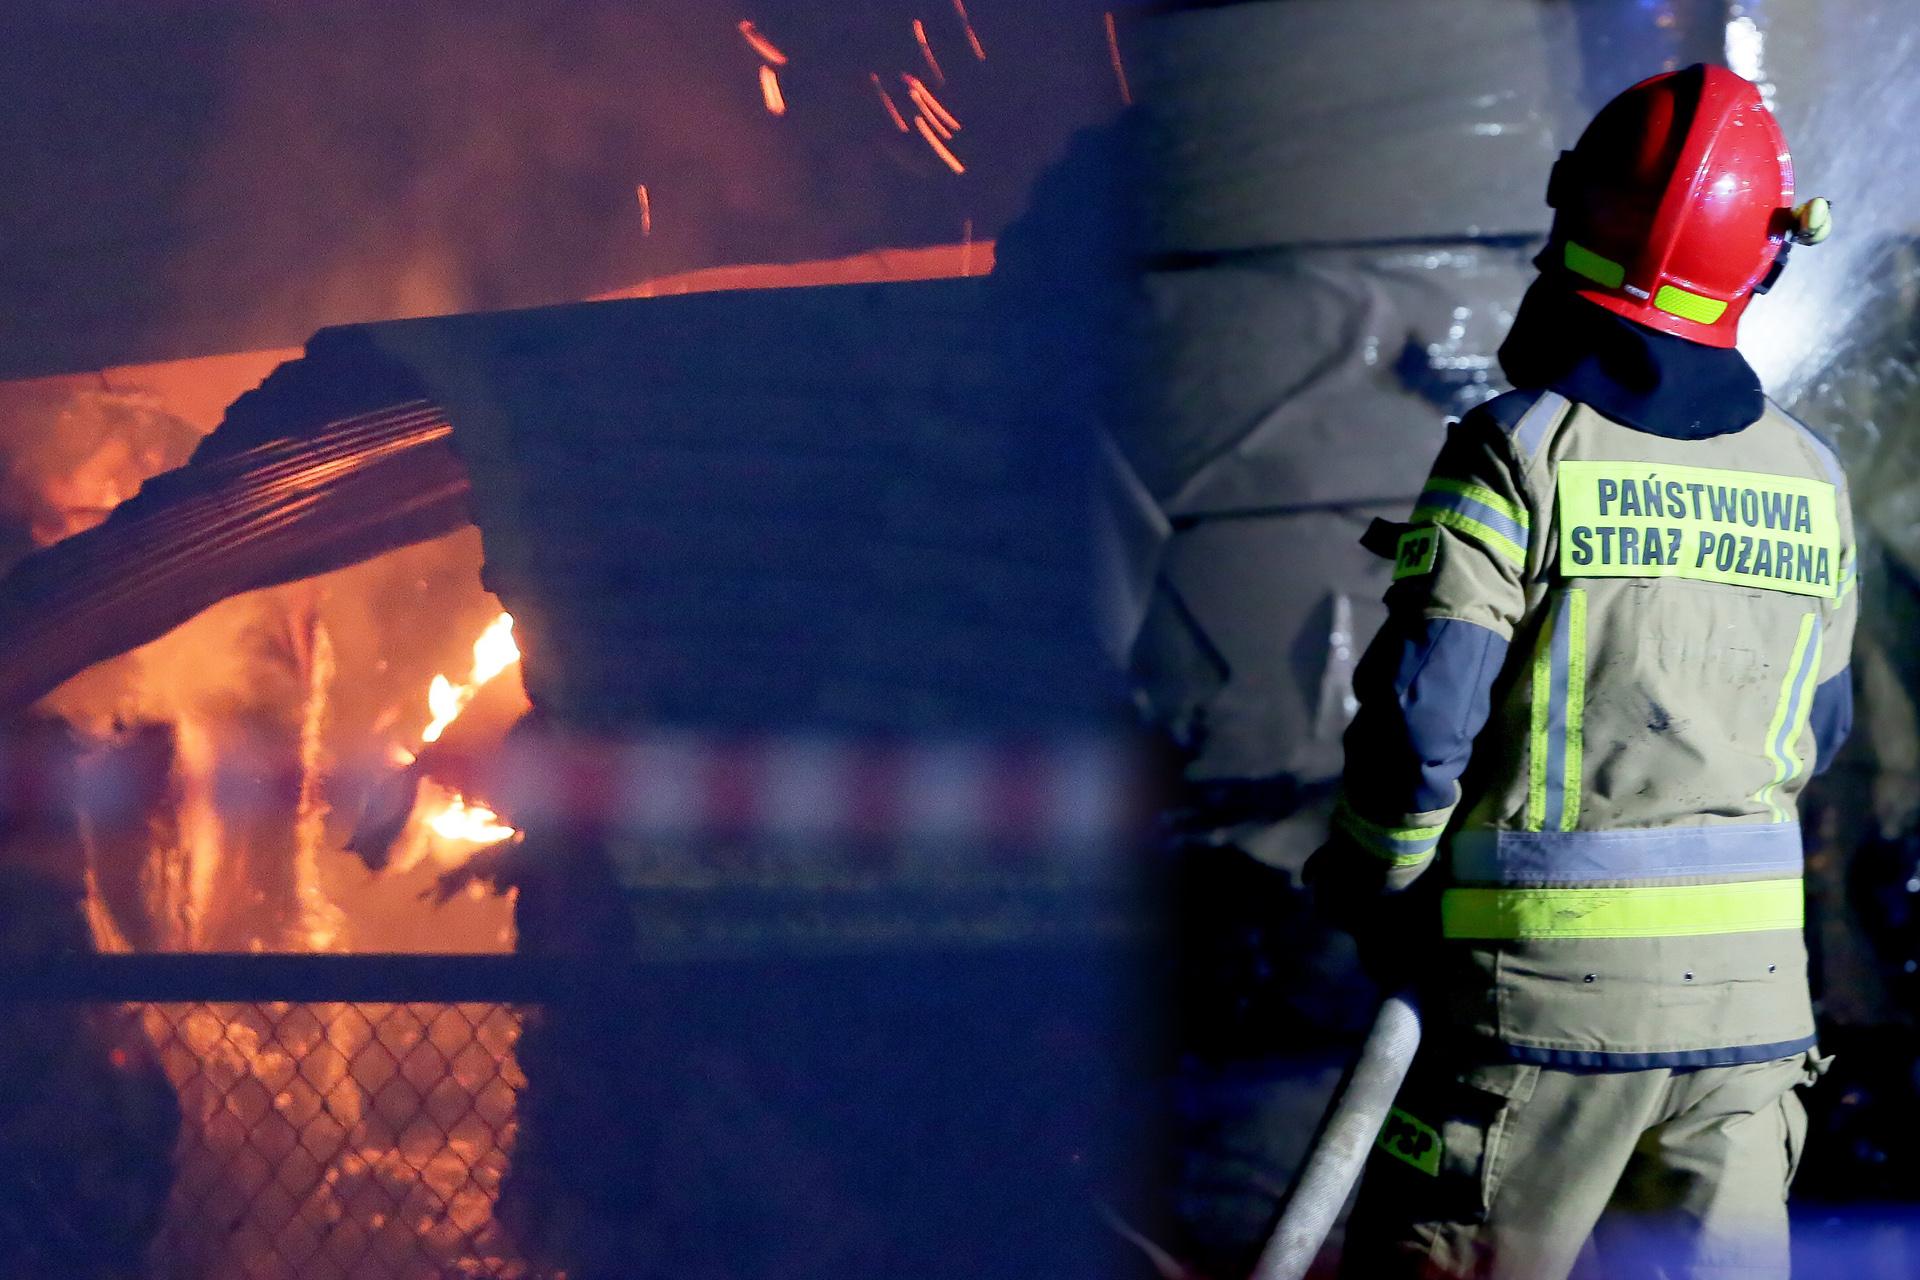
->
xmin=1545 ymin=63 xmax=1829 ymax=348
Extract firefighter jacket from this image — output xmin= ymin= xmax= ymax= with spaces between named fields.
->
xmin=1327 ymin=388 xmax=1857 ymax=1068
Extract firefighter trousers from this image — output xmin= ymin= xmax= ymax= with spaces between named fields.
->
xmin=1338 ymin=1046 xmax=1826 ymax=1280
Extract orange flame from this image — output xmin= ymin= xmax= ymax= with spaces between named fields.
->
xmin=421 ymin=613 xmax=519 ymax=745
xmin=954 ymin=0 xmax=986 ymax=60
xmin=737 ymin=19 xmax=789 ymax=65
xmin=636 ymin=183 xmax=652 ymax=235
xmin=760 ymin=64 xmax=787 ymax=116
xmin=429 ymin=795 xmax=517 ymax=845
xmin=870 ymin=72 xmax=910 ymax=132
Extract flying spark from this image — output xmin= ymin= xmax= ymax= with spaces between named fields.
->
xmin=635 ymin=184 xmax=652 ymax=235
xmin=902 ymin=73 xmax=960 ymax=132
xmin=870 ymin=72 xmax=910 ymax=132
xmin=1105 ymin=12 xmax=1131 ymax=105
xmin=914 ymin=115 xmax=965 ymax=173
xmin=760 ymin=64 xmax=787 ymax=115
xmin=737 ymin=19 xmax=788 ymax=65
xmin=953 ymin=0 xmax=985 ymax=60
xmin=913 ymin=18 xmax=946 ymax=85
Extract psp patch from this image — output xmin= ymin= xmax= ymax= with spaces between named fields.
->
xmin=1556 ymin=460 xmax=1839 ymax=598
xmin=1393 ymin=525 xmax=1439 ymax=581
xmin=1377 ymin=1106 xmax=1442 ymax=1176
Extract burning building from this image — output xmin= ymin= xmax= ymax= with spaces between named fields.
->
xmin=0 ymin=212 xmax=1141 ymax=1275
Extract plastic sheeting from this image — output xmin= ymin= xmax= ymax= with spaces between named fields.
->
xmin=1133 ymin=0 xmax=1570 ymax=253
xmin=1127 ymin=243 xmax=1536 ymax=790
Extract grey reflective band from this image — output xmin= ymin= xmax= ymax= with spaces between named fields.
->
xmin=1526 ymin=589 xmax=1586 ymax=833
xmin=1513 ymin=390 xmax=1569 ymax=462
xmin=1450 ymin=821 xmax=1804 ymax=885
xmin=1783 ymin=411 xmax=1844 ymax=487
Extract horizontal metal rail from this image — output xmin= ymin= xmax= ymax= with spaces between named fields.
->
xmin=0 ymin=943 xmax=1110 ymax=1002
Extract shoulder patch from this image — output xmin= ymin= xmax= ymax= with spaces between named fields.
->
xmin=1393 ymin=525 xmax=1440 ymax=579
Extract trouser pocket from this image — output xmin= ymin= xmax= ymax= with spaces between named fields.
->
xmin=1369 ymin=1059 xmax=1539 ymax=1224
xmin=1782 ymin=1047 xmax=1832 ymax=1197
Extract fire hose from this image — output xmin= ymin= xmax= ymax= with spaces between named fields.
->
xmin=1248 ymin=991 xmax=1423 ymax=1280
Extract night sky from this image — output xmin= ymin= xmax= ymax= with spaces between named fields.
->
xmin=0 ymin=0 xmax=1124 ymax=379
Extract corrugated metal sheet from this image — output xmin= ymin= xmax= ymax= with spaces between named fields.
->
xmin=357 ymin=279 xmax=1107 ymax=737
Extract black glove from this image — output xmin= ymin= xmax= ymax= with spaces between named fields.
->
xmin=1304 ymin=837 xmax=1438 ymax=991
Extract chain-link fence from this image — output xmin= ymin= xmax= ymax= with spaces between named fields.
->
xmin=0 ymin=956 xmax=571 ymax=1280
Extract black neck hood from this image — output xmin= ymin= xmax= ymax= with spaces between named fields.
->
xmin=1497 ymin=280 xmax=1764 ymax=439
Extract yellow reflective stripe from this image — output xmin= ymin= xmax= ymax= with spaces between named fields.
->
xmin=1422 ymin=477 xmax=1529 ymax=529
xmin=1839 ymin=547 xmax=1857 ymax=598
xmin=1334 ymin=798 xmax=1443 ymax=868
xmin=1564 ymin=241 xmax=1625 ymax=289
xmin=1412 ymin=506 xmax=1527 ymax=568
xmin=1441 ymin=879 xmax=1804 ymax=940
xmin=1653 ymin=284 xmax=1729 ymax=325
xmin=1756 ymin=614 xmax=1820 ymax=822
xmin=1526 ymin=617 xmax=1552 ymax=832
xmin=1559 ymin=590 xmax=1586 ymax=832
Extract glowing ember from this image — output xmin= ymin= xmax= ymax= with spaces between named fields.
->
xmin=737 ymin=19 xmax=788 ymax=65
xmin=914 ymin=115 xmax=966 ymax=174
xmin=1104 ymin=11 xmax=1131 ymax=106
xmin=902 ymin=74 xmax=960 ymax=133
xmin=954 ymin=0 xmax=985 ymax=60
xmin=870 ymin=72 xmax=910 ymax=132
xmin=760 ymin=64 xmax=787 ymax=116
xmin=429 ymin=795 xmax=517 ymax=845
xmin=421 ymin=612 xmax=519 ymax=744
xmin=636 ymin=183 xmax=652 ymax=235
xmin=913 ymin=17 xmax=946 ymax=85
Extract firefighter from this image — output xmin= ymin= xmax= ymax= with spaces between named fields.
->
xmin=1306 ymin=65 xmax=1851 ymax=1279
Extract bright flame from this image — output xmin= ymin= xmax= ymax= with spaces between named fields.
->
xmin=636 ymin=183 xmax=652 ymax=235
xmin=421 ymin=612 xmax=519 ymax=744
xmin=428 ymin=795 xmax=517 ymax=845
xmin=470 ymin=612 xmax=519 ymax=685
